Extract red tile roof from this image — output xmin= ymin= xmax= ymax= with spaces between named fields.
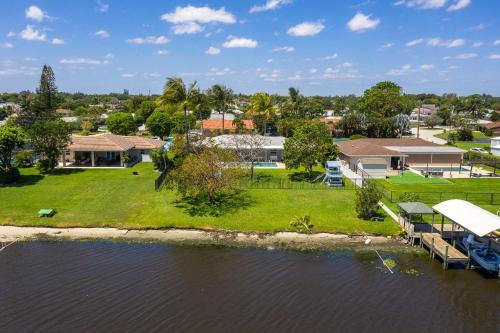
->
xmin=480 ymin=121 xmax=500 ymax=129
xmin=202 ymin=119 xmax=254 ymax=130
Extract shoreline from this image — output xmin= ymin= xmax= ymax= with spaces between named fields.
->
xmin=0 ymin=226 xmax=410 ymax=251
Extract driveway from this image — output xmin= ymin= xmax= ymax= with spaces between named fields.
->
xmin=414 ymin=127 xmax=447 ymax=144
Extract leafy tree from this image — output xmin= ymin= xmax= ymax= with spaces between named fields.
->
xmin=355 ymin=180 xmax=382 ymax=219
xmin=0 ymin=125 xmax=25 ymax=174
xmin=490 ymin=111 xmax=500 ymax=122
xmin=207 ymin=84 xmax=234 ymax=132
xmin=135 ymin=100 xmax=156 ymax=124
xmin=168 ymin=147 xmax=241 ymax=203
xmin=230 ymin=133 xmax=266 ymax=181
xmin=146 ymin=110 xmax=173 ymax=139
xmin=283 ymin=122 xmax=339 ymax=179
xmin=424 ymin=113 xmax=443 ymax=128
xmin=160 ymin=77 xmax=204 ymax=152
xmin=337 ymin=111 xmax=367 ymax=137
xmin=247 ymin=92 xmax=276 ymax=135
xmin=149 ymin=147 xmax=170 ymax=170
xmin=232 ymin=115 xmax=247 ymax=134
xmin=127 ymin=95 xmax=148 ymax=113
xmin=394 ymin=114 xmax=410 ymax=137
xmin=105 ymin=112 xmax=137 ymax=135
xmin=13 ymin=150 xmax=34 ymax=168
xmin=29 ymin=119 xmax=71 ymax=173
xmin=290 ymin=215 xmax=313 ymax=234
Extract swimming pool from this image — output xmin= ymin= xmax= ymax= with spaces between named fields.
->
xmin=413 ymin=166 xmax=470 ymax=173
xmin=254 ymin=162 xmax=278 ymax=168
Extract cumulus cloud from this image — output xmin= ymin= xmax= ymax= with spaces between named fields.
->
xmin=0 ymin=43 xmax=14 ymax=49
xmin=205 ymin=46 xmax=221 ymax=55
xmin=19 ymin=25 xmax=47 ymax=41
xmin=96 ymin=0 xmax=109 ymax=13
xmin=273 ymin=46 xmax=295 ymax=52
xmin=378 ymin=43 xmax=394 ymax=50
xmin=60 ymin=58 xmax=106 ymax=65
xmin=455 ymin=53 xmax=477 ymax=59
xmin=287 ymin=21 xmax=325 ymax=37
xmin=171 ymin=22 xmax=205 ymax=35
xmin=347 ymin=12 xmax=380 ymax=32
xmin=427 ymin=38 xmax=465 ymax=47
xmin=104 ymin=53 xmax=114 ymax=59
xmin=206 ymin=67 xmax=235 ymax=77
xmin=121 ymin=73 xmax=137 ymax=78
xmin=471 ymin=41 xmax=484 ymax=48
xmin=447 ymin=0 xmax=471 ymax=11
xmin=127 ymin=36 xmax=170 ymax=45
xmin=161 ymin=5 xmax=235 ymax=34
xmin=157 ymin=50 xmax=169 ymax=56
xmin=394 ymin=0 xmax=447 ymax=9
xmin=51 ymin=38 xmax=64 ymax=45
xmin=467 ymin=23 xmax=486 ymax=31
xmin=323 ymin=53 xmax=338 ymax=60
xmin=25 ymin=5 xmax=51 ymax=22
xmin=420 ymin=64 xmax=434 ymax=70
xmin=250 ymin=0 xmax=292 ymax=13
xmin=222 ymin=36 xmax=258 ymax=48
xmin=489 ymin=54 xmax=500 ymax=60
xmin=406 ymin=38 xmax=423 ymax=46
xmin=387 ymin=64 xmax=414 ymax=76
xmin=95 ymin=30 xmax=110 ymax=38
xmin=493 ymin=40 xmax=500 ymax=46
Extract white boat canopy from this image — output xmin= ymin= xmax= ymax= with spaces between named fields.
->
xmin=433 ymin=199 xmax=500 ymax=237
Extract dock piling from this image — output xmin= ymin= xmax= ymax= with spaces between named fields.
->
xmin=443 ymin=245 xmax=449 ymax=270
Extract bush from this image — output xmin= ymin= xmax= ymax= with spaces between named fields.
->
xmin=0 ymin=167 xmax=20 ymax=184
xmin=36 ymin=159 xmax=53 ymax=174
xmin=355 ymin=180 xmax=382 ymax=219
xmin=349 ymin=134 xmax=368 ymax=140
xmin=14 ymin=150 xmax=34 ymax=168
xmin=457 ymin=128 xmax=473 ymax=141
xmin=399 ymin=192 xmax=420 ymax=202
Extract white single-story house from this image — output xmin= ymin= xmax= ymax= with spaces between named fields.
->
xmin=62 ymin=133 xmax=165 ymax=167
xmin=491 ymin=137 xmax=500 ymax=157
xmin=202 ymin=134 xmax=286 ymax=161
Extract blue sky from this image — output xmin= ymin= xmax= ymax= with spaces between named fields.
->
xmin=1 ymin=0 xmax=499 ymax=96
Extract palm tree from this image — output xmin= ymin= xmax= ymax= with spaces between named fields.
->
xmin=160 ymin=77 xmax=202 ymax=152
xmin=247 ymin=92 xmax=276 ymax=135
xmin=207 ymin=84 xmax=234 ymax=133
xmin=288 ymin=87 xmax=303 ymax=118
xmin=289 ymin=215 xmax=313 ymax=234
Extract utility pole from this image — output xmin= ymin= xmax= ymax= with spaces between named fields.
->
xmin=417 ymin=100 xmax=421 ymax=139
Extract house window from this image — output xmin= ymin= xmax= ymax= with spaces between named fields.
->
xmin=140 ymin=150 xmax=145 ymax=154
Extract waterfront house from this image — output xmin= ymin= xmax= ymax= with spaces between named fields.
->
xmin=201 ymin=119 xmax=254 ymax=136
xmin=202 ymin=134 xmax=285 ymax=161
xmin=62 ymin=133 xmax=165 ymax=167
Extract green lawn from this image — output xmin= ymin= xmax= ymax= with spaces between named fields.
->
xmin=387 ymin=172 xmax=451 ymax=185
xmin=0 ymin=163 xmax=400 ymax=235
xmin=434 ymin=130 xmax=492 ymax=151
xmin=378 ymin=176 xmax=500 ymax=213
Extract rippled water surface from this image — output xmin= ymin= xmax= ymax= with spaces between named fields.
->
xmin=0 ymin=241 xmax=498 ymax=332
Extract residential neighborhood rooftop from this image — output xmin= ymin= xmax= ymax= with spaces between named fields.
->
xmin=69 ymin=134 xmax=165 ymax=152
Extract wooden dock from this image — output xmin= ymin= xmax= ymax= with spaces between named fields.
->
xmin=420 ymin=233 xmax=469 ymax=269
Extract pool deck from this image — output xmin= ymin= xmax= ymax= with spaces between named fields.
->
xmin=408 ymin=165 xmax=493 ymax=179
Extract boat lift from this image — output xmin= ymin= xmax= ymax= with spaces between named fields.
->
xmin=313 ymin=160 xmax=344 ymax=187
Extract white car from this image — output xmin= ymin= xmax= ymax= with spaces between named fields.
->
xmin=470 ymin=147 xmax=487 ymax=153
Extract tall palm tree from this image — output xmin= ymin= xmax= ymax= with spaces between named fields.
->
xmin=288 ymin=87 xmax=303 ymax=118
xmin=160 ymin=77 xmax=202 ymax=152
xmin=247 ymin=92 xmax=276 ymax=135
xmin=207 ymin=84 xmax=234 ymax=133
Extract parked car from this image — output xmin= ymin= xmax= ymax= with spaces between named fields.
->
xmin=470 ymin=147 xmax=487 ymax=153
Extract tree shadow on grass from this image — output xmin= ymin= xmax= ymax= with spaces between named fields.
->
xmin=0 ymin=174 xmax=44 ymax=188
xmin=48 ymin=169 xmax=85 ymax=176
xmin=173 ymin=190 xmax=255 ymax=217
xmin=289 ymin=171 xmax=323 ymax=182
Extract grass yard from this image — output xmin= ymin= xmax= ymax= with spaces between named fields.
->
xmin=434 ymin=130 xmax=492 ymax=151
xmin=386 ymin=172 xmax=451 ymax=185
xmin=378 ymin=176 xmax=500 ymax=213
xmin=0 ymin=163 xmax=400 ymax=235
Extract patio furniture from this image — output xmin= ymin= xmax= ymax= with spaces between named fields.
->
xmin=38 ymin=209 xmax=55 ymax=217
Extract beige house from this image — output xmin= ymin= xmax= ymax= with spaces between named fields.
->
xmin=62 ymin=134 xmax=165 ymax=167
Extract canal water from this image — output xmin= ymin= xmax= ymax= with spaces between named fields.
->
xmin=0 ymin=241 xmax=498 ymax=332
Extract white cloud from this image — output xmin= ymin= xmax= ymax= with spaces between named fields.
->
xmin=250 ymin=0 xmax=293 ymax=13
xmin=161 ymin=6 xmax=236 ymax=24
xmin=104 ymin=53 xmax=114 ymax=59
xmin=96 ymin=0 xmax=109 ymax=13
xmin=420 ymin=64 xmax=434 ymax=70
xmin=493 ymin=40 xmax=500 ymax=46
xmin=206 ymin=67 xmax=234 ymax=77
xmin=309 ymin=68 xmax=317 ymax=73
xmin=395 ymin=0 xmax=448 ymax=9
xmin=127 ymin=36 xmax=170 ymax=45
xmin=25 ymin=5 xmax=51 ymax=22
xmin=0 ymin=43 xmax=14 ymax=49
xmin=471 ymin=42 xmax=484 ymax=48
xmin=51 ymin=38 xmax=64 ymax=45
xmin=287 ymin=21 xmax=325 ymax=37
xmin=387 ymin=64 xmax=414 ymax=76
xmin=171 ymin=22 xmax=205 ymax=35
xmin=288 ymin=73 xmax=302 ymax=81
xmin=24 ymin=57 xmax=37 ymax=61
xmin=347 ymin=12 xmax=380 ymax=32
xmin=324 ymin=53 xmax=338 ymax=60
xmin=378 ymin=43 xmax=394 ymax=50
xmin=205 ymin=46 xmax=220 ymax=55
xmin=19 ymin=25 xmax=47 ymax=41
xmin=157 ymin=50 xmax=169 ymax=56
xmin=95 ymin=30 xmax=110 ymax=38
xmin=121 ymin=73 xmax=137 ymax=78
xmin=489 ymin=54 xmax=500 ymax=60
xmin=427 ymin=38 xmax=465 ymax=47
xmin=273 ymin=46 xmax=295 ymax=52
xmin=7 ymin=32 xmax=16 ymax=37
xmin=406 ymin=38 xmax=424 ymax=46
xmin=447 ymin=0 xmax=471 ymax=11
xmin=60 ymin=58 xmax=106 ymax=65
xmin=455 ymin=53 xmax=477 ymax=59
xmin=222 ymin=36 xmax=258 ymax=48
xmin=467 ymin=23 xmax=486 ymax=31
xmin=341 ymin=62 xmax=353 ymax=67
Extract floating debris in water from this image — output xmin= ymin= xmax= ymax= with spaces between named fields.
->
xmin=383 ymin=259 xmax=397 ymax=270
